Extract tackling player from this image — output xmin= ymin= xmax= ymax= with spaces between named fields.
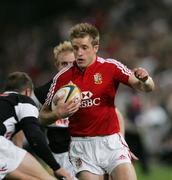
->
xmin=0 ymin=71 xmax=72 ymax=180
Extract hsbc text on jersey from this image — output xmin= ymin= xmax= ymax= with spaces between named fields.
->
xmin=80 ymin=91 xmax=100 ymax=108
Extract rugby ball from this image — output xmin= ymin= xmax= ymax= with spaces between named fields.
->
xmin=51 ymin=84 xmax=81 ymax=110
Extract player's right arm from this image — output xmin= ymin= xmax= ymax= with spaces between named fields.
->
xmin=39 ymin=96 xmax=80 ymax=125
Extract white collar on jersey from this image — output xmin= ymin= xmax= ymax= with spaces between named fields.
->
xmin=4 ymin=91 xmax=19 ymax=94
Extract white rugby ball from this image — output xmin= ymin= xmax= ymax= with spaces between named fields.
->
xmin=51 ymin=84 xmax=81 ymax=110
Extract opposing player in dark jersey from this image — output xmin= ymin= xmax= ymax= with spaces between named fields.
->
xmin=40 ymin=23 xmax=155 ymax=180
xmin=0 ymin=71 xmax=72 ymax=180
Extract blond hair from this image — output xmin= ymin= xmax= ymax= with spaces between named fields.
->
xmin=53 ymin=41 xmax=73 ymax=60
xmin=69 ymin=23 xmax=99 ymax=46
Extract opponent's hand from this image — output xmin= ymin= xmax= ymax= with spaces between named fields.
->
xmin=54 ymin=167 xmax=73 ymax=180
xmin=133 ymin=68 xmax=149 ymax=82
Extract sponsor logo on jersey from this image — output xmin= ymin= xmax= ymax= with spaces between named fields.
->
xmin=81 ymin=91 xmax=93 ymax=100
xmin=80 ymin=91 xmax=100 ymax=108
xmin=94 ymin=73 xmax=102 ymax=84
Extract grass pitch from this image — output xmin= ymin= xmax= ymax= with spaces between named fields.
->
xmin=135 ymin=162 xmax=172 ymax=180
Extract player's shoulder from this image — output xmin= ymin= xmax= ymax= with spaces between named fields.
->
xmin=0 ymin=92 xmax=37 ymax=107
xmin=97 ymin=56 xmax=122 ymax=67
xmin=53 ymin=64 xmax=73 ymax=81
xmin=97 ymin=56 xmax=132 ymax=75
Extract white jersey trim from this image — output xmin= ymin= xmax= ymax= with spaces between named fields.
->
xmin=45 ymin=64 xmax=73 ymax=105
xmin=97 ymin=57 xmax=132 ymax=76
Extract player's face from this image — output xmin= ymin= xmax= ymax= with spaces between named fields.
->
xmin=71 ymin=35 xmax=99 ymax=71
xmin=56 ymin=51 xmax=75 ymax=71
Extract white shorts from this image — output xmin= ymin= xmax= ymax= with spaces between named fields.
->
xmin=69 ymin=133 xmax=131 ymax=175
xmin=52 ymin=151 xmax=78 ymax=180
xmin=0 ymin=136 xmax=26 ymax=179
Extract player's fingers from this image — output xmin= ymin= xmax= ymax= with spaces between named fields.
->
xmin=66 ymin=100 xmax=80 ymax=114
xmin=53 ymin=94 xmax=65 ymax=105
xmin=130 ymin=151 xmax=139 ymax=161
xmin=73 ymin=96 xmax=81 ymax=103
xmin=66 ymin=98 xmax=81 ymax=106
xmin=134 ymin=68 xmax=148 ymax=82
xmin=68 ymin=102 xmax=80 ymax=111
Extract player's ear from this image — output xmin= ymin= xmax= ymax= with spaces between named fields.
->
xmin=24 ymin=88 xmax=32 ymax=97
xmin=54 ymin=61 xmax=58 ymax=69
xmin=94 ymin=45 xmax=99 ymax=53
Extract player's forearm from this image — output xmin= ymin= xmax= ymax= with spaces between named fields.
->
xmin=22 ymin=118 xmax=61 ymax=171
xmin=119 ymin=116 xmax=125 ymax=137
xmin=129 ymin=68 xmax=155 ymax=92
xmin=39 ymin=105 xmax=60 ymax=125
xmin=133 ymin=76 xmax=155 ymax=92
xmin=116 ymin=108 xmax=125 ymax=136
xmin=129 ymin=74 xmax=155 ymax=92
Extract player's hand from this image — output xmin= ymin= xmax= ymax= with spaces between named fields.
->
xmin=54 ymin=167 xmax=73 ymax=180
xmin=133 ymin=68 xmax=149 ymax=82
xmin=130 ymin=151 xmax=139 ymax=161
xmin=53 ymin=95 xmax=81 ymax=118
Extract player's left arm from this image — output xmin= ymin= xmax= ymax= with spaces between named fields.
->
xmin=116 ymin=108 xmax=125 ymax=136
xmin=128 ymin=67 xmax=155 ymax=92
xmin=116 ymin=108 xmax=139 ymax=161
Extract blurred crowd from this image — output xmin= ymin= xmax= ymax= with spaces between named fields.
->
xmin=0 ymin=0 xmax=172 ymax=168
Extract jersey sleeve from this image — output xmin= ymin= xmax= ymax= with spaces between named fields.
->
xmin=20 ymin=117 xmax=61 ymax=170
xmin=111 ymin=59 xmax=132 ymax=85
xmin=44 ymin=66 xmax=71 ymax=106
xmin=45 ymin=73 xmax=60 ymax=106
xmin=15 ymin=96 xmax=39 ymax=122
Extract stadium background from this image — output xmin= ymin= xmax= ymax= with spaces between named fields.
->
xmin=0 ymin=0 xmax=172 ymax=179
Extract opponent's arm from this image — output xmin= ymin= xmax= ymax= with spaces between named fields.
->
xmin=20 ymin=117 xmax=72 ymax=179
xmin=12 ymin=130 xmax=24 ymax=148
xmin=128 ymin=68 xmax=155 ymax=92
xmin=21 ymin=117 xmax=61 ymax=170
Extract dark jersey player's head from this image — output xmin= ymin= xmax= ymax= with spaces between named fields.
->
xmin=4 ymin=71 xmax=33 ymax=96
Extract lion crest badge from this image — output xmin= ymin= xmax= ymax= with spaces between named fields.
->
xmin=94 ymin=73 xmax=102 ymax=84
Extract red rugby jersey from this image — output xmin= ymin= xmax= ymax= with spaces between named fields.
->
xmin=45 ymin=56 xmax=132 ymax=136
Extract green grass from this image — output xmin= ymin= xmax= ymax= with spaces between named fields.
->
xmin=135 ymin=162 xmax=172 ymax=180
